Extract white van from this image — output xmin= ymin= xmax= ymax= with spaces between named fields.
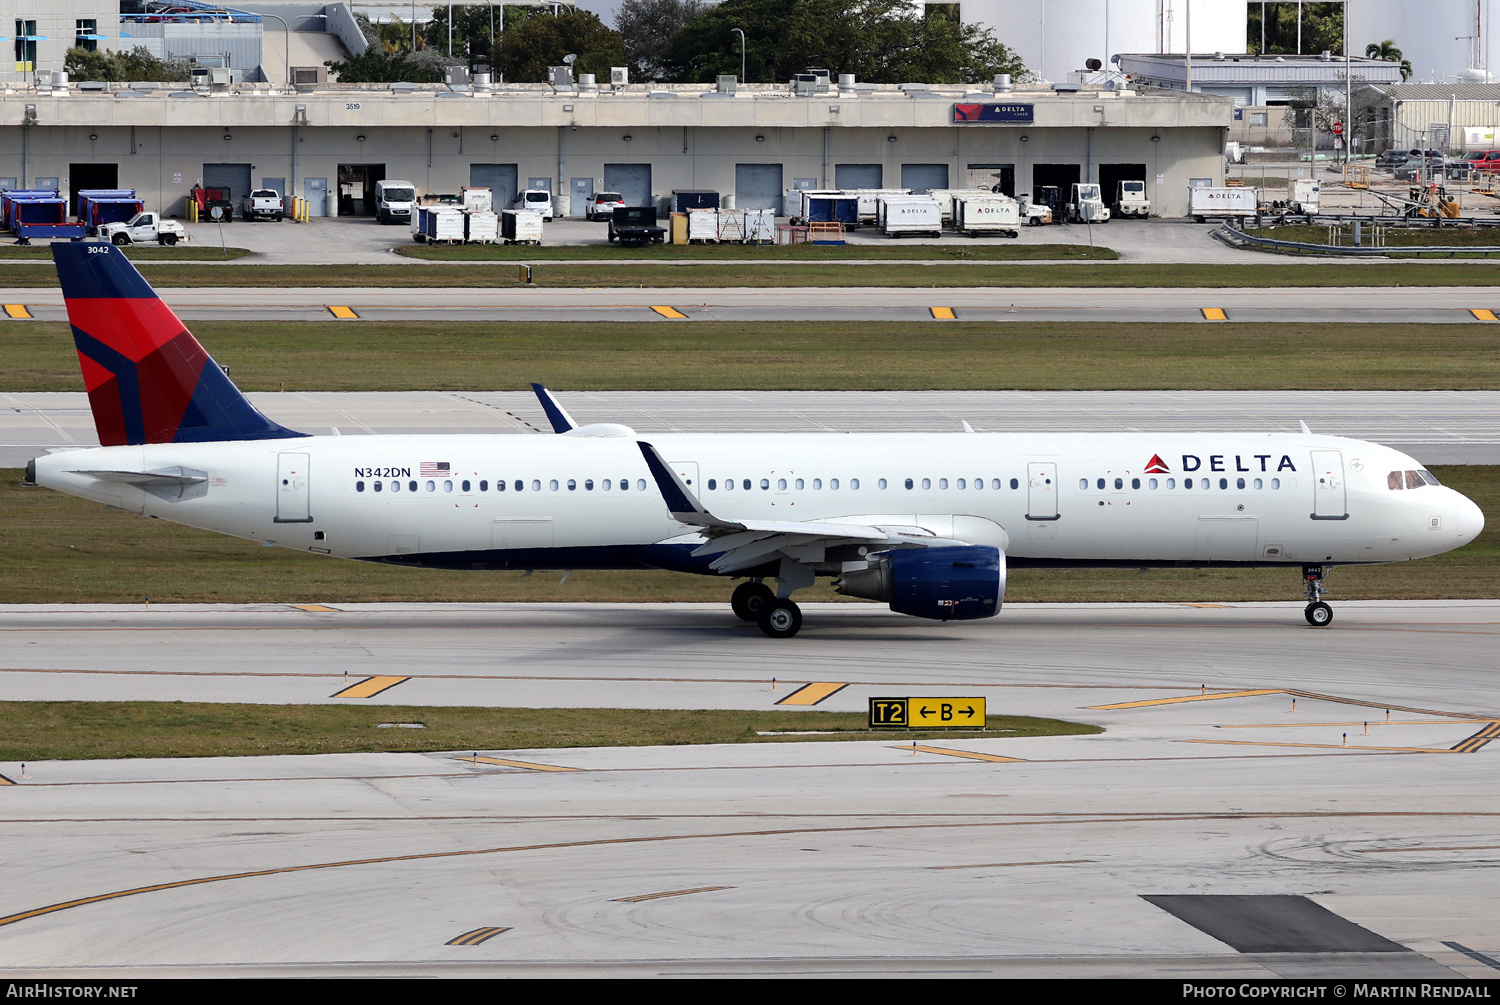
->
xmin=375 ymin=179 xmax=417 ymax=225
xmin=514 ymin=189 xmax=554 ymax=222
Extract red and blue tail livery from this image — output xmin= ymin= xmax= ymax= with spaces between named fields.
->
xmin=52 ymin=242 xmax=303 ymax=445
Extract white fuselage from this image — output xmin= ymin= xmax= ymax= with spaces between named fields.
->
xmin=33 ymin=431 xmax=1484 ymax=575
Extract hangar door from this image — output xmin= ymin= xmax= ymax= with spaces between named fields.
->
xmin=202 ymin=162 xmax=252 ymax=203
xmin=471 ymin=164 xmax=519 ymax=205
xmin=1031 ymin=163 xmax=1080 ymax=195
xmin=735 ymin=163 xmax=783 ymax=212
xmin=900 ymin=163 xmax=949 ymax=193
xmin=604 ymin=163 xmax=652 ymax=207
xmin=1098 ymin=163 xmax=1147 ymax=207
xmin=835 ymin=163 xmax=882 ymax=188
xmin=966 ymin=163 xmax=1013 ymax=196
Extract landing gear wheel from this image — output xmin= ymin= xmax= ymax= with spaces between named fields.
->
xmin=1305 ymin=601 xmax=1333 ymax=627
xmin=757 ymin=598 xmax=803 ymax=639
xmin=731 ymin=581 xmax=774 ymax=622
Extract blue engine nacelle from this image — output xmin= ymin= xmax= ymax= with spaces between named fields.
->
xmin=835 ymin=545 xmax=1004 ymax=621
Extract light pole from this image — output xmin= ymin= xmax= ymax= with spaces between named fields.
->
xmin=732 ymin=27 xmax=746 ymax=83
xmin=262 ymin=12 xmax=289 ymax=88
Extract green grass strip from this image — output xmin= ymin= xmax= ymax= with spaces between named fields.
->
xmin=0 ymin=245 xmax=251 ymax=261
xmin=0 ymin=703 xmax=1099 ymax=761
xmin=396 ymin=242 xmax=1117 ymax=262
xmin=5 ymin=320 xmax=1500 ymax=392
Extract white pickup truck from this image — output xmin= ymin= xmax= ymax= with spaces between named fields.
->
xmin=240 ymin=189 xmax=284 ymax=222
xmin=97 ymin=212 xmax=188 ymax=246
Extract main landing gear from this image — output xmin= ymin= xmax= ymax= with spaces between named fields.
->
xmin=1302 ymin=565 xmax=1333 ymax=627
xmin=730 ymin=580 xmax=804 ymax=638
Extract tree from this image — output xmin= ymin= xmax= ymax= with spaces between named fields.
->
xmin=616 ymin=0 xmax=706 ymax=81
xmin=1365 ymin=39 xmax=1412 ymax=82
xmin=325 ymin=49 xmax=447 ymax=83
xmin=64 ymin=45 xmax=188 ymax=82
xmin=659 ymin=0 xmax=1029 ymax=84
xmin=1248 ymin=2 xmax=1344 ymax=56
xmin=496 ymin=10 xmax=625 ymax=82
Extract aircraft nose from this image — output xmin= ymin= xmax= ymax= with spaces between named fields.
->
xmin=1455 ymin=493 xmax=1486 ymax=544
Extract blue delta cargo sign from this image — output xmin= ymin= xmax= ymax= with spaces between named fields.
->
xmin=953 ymin=103 xmax=1034 ymax=123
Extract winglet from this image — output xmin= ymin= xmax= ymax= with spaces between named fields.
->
xmin=1299 ymin=420 xmax=1312 ymax=434
xmin=637 ymin=441 xmax=738 ymax=529
xmin=531 ymin=383 xmax=578 ymax=433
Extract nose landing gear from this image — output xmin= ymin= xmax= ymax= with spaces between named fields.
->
xmin=1303 ymin=565 xmax=1333 ymax=626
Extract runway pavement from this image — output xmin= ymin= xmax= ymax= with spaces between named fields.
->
xmin=7 ymin=390 xmax=1500 ymax=465
xmin=0 ymin=601 xmax=1497 ymax=977
xmin=6 ymin=283 xmax=1500 ymax=325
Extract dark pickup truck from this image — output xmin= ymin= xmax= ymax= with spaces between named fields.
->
xmin=608 ymin=206 xmax=666 ymax=245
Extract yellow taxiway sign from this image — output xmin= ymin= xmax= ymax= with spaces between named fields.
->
xmin=870 ymin=696 xmax=987 ymax=729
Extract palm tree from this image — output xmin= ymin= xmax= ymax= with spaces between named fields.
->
xmin=1366 ymin=39 xmax=1412 ymax=81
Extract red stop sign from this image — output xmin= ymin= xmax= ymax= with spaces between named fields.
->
xmin=1332 ymin=122 xmax=1344 ymax=134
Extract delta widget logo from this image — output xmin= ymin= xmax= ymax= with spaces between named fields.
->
xmin=1144 ymin=454 xmax=1171 ymax=474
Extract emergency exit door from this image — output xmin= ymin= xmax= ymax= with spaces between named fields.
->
xmin=1027 ymin=462 xmax=1059 ymax=520
xmin=1310 ymin=450 xmax=1348 ymax=520
xmin=275 ymin=452 xmax=312 ymax=523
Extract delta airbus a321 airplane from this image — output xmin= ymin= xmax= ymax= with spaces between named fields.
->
xmin=27 ymin=243 xmax=1485 ymax=637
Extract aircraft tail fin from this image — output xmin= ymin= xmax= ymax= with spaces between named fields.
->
xmin=51 ymin=242 xmax=304 ymax=446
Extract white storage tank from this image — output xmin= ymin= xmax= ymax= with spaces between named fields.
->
xmin=957 ymin=0 xmax=1247 ymax=81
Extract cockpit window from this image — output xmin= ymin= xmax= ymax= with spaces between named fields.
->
xmin=1388 ymin=471 xmax=1404 ymax=490
xmin=1406 ymin=470 xmax=1424 ymax=489
xmin=1418 ymin=469 xmax=1440 ymax=486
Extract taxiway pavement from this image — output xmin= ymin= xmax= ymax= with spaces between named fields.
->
xmin=0 ymin=601 xmax=1497 ymax=977
xmin=7 ymin=390 xmax=1500 ymax=466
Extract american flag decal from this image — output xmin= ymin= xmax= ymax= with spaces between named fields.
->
xmin=420 ymin=461 xmax=451 ymax=477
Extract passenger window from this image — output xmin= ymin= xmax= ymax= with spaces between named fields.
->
xmin=1166 ymin=478 xmax=1175 ymax=489
xmin=445 ymin=480 xmax=454 ymax=492
xmin=973 ymin=477 xmax=982 ymax=491
xmin=796 ymin=478 xmax=805 ymax=489
xmin=356 ymin=481 xmax=365 ymax=492
xmin=1406 ymin=470 xmax=1423 ymax=489
xmin=1097 ymin=478 xmax=1105 ymax=489
xmin=1007 ymin=478 xmax=1016 ymax=490
xmin=1219 ymin=478 xmax=1228 ymax=490
xmin=831 ymin=478 xmax=839 ymax=489
xmin=603 ymin=479 xmax=611 ymax=490
xmin=1079 ymin=479 xmax=1088 ymax=490
xmin=724 ymin=479 xmax=734 ymax=491
xmin=878 ymin=478 xmax=887 ymax=489
xmin=921 ymin=478 xmax=931 ymax=489
xmin=1200 ymin=478 xmax=1210 ymax=490
xmin=1183 ymin=478 xmax=1192 ymax=490
xmin=1114 ymin=477 xmax=1123 ymax=490
xmin=619 ymin=478 xmax=628 ymax=491
xmin=813 ymin=479 xmax=822 ymax=490
xmin=1271 ymin=478 xmax=1280 ymax=489
xmin=1148 ymin=478 xmax=1158 ymax=489
xmin=1236 ymin=477 xmax=1245 ymax=489
xmin=392 ymin=481 xmax=402 ymax=493
xmin=1254 ymin=478 xmax=1262 ymax=489
xmin=409 ymin=481 xmax=418 ymax=492
xmin=905 ymin=478 xmax=913 ymax=490
xmin=425 ymin=480 xmax=435 ymax=492
xmin=637 ymin=479 xmax=646 ymax=491
xmin=531 ymin=479 xmax=541 ymax=491
xmin=1131 ymin=478 xmax=1140 ymax=489
xmin=585 ymin=479 xmax=594 ymax=490
xmin=549 ymin=479 xmax=559 ymax=491
xmin=1388 ymin=471 xmax=1403 ymax=490
xmin=938 ymin=478 xmax=948 ymax=489
xmin=850 ymin=478 xmax=859 ymax=490
xmin=707 ymin=479 xmax=716 ymax=490
xmin=778 ymin=478 xmax=787 ymax=490
xmin=760 ymin=478 xmax=770 ymax=490
xmin=957 ymin=478 xmax=966 ymax=489
xmin=742 ymin=479 xmax=751 ymax=490
xmin=567 ymin=479 xmax=576 ymax=491
xmin=373 ymin=481 xmax=382 ymax=492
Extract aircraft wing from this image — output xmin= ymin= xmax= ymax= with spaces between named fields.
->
xmin=637 ymin=441 xmax=961 ymax=573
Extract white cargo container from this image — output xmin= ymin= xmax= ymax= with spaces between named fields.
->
xmin=1189 ymin=186 xmax=1259 ymax=222
xmin=953 ymin=194 xmax=1022 ymax=237
xmin=878 ymin=196 xmax=943 ymax=237
xmin=465 ymin=210 xmax=499 ymax=244
xmin=687 ymin=208 xmax=719 ymax=242
xmin=501 ymin=209 xmax=543 ymax=245
xmin=926 ymin=188 xmax=998 ymax=224
xmin=843 ymin=188 xmax=912 ymax=223
xmin=423 ymin=207 xmax=467 ymax=243
xmin=1287 ymin=177 xmax=1320 ymax=215
xmin=745 ymin=208 xmax=776 ymax=244
xmin=461 ymin=186 xmax=493 ymax=213
xmin=715 ymin=208 xmax=747 ymax=242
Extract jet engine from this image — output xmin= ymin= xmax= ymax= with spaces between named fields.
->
xmin=835 ymin=545 xmax=1004 ymax=621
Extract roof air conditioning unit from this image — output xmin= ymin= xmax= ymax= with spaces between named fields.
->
xmin=549 ymin=65 xmax=574 ymax=89
xmin=291 ymin=66 xmax=321 ymax=92
xmin=716 ymin=74 xmax=737 ymax=94
xmin=610 ymin=66 xmax=628 ymax=87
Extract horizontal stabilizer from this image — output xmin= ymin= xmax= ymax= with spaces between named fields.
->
xmin=71 ymin=465 xmax=209 ymax=502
